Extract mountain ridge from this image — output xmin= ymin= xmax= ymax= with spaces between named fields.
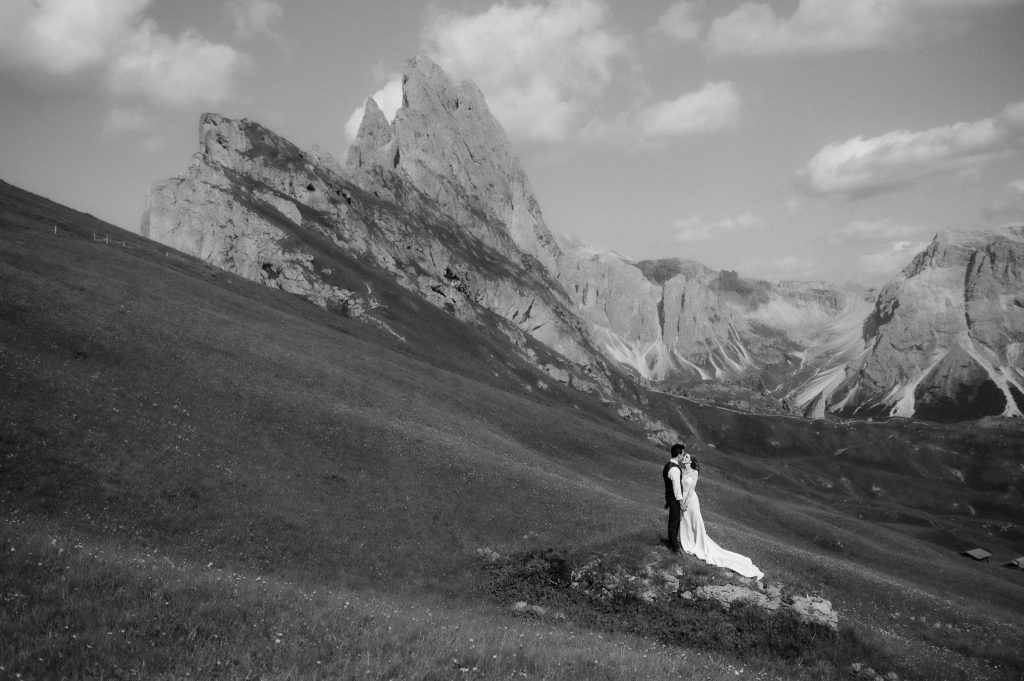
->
xmin=142 ymin=55 xmax=1024 ymax=423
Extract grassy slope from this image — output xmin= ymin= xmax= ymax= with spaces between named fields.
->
xmin=2 ymin=179 xmax=1022 ymax=680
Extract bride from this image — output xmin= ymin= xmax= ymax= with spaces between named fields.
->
xmin=678 ymin=451 xmax=764 ymax=581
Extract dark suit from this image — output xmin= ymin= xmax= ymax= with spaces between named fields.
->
xmin=663 ymin=460 xmax=682 ymax=552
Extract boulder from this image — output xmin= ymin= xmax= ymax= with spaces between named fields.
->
xmin=692 ymin=584 xmax=775 ymax=610
xmin=788 ymin=593 xmax=839 ymax=630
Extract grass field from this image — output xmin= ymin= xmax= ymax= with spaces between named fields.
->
xmin=2 ymin=179 xmax=1023 ymax=680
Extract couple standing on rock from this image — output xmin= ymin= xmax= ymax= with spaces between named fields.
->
xmin=663 ymin=443 xmax=764 ymax=581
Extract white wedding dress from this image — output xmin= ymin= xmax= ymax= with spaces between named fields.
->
xmin=678 ymin=469 xmax=764 ymax=580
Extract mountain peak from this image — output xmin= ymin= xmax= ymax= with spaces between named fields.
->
xmin=347 ymin=56 xmax=559 ymax=270
xmin=400 ymin=55 xmax=489 ymax=118
xmin=901 ymin=225 xmax=1024 ymax=279
xmin=346 ymin=96 xmax=392 ymax=170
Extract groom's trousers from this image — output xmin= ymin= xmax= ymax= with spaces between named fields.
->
xmin=666 ymin=498 xmax=682 ymax=552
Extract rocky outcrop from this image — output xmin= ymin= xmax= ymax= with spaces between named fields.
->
xmin=687 ymin=584 xmax=838 ymax=630
xmin=141 ymin=134 xmax=364 ymax=312
xmin=568 ymin=550 xmax=839 ymax=630
xmin=144 ymin=111 xmax=611 ymax=378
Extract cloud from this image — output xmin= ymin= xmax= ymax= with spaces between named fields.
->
xmin=230 ymin=0 xmax=284 ymax=40
xmin=637 ymin=81 xmax=739 ymax=137
xmin=103 ymin=106 xmax=169 ymax=152
xmin=783 ymin=196 xmax=804 ymax=214
xmin=799 ymin=101 xmax=1024 ymax=199
xmin=577 ymin=80 xmax=741 ymax=146
xmin=715 ymin=0 xmax=1016 ymax=57
xmin=0 ymin=0 xmax=148 ymax=76
xmin=858 ymin=240 xmax=930 ymax=278
xmin=344 ymin=77 xmax=403 ymax=142
xmin=655 ymin=1 xmax=702 ymax=42
xmin=0 ymin=0 xmax=243 ymax=109
xmin=838 ymin=218 xmax=930 ymax=242
xmin=352 ymin=1 xmax=738 ymax=148
xmin=421 ymin=0 xmax=629 ymax=143
xmin=107 ymin=21 xmax=245 ymax=108
xmin=983 ymin=177 xmax=1024 ymax=224
xmin=103 ymin=106 xmax=155 ymax=133
xmin=705 ymin=0 xmax=1014 ymax=56
xmin=673 ymin=212 xmax=761 ymax=244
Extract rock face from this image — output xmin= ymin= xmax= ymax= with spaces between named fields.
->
xmin=141 ymin=55 xmax=1024 ymax=423
xmin=141 ymin=118 xmax=361 ymax=311
xmin=343 ymin=57 xmax=607 ymax=371
xmin=793 ymin=228 xmax=1024 ymax=420
xmin=143 ymin=110 xmax=611 ymax=373
xmin=347 ymin=56 xmax=559 ymax=271
xmin=570 ymin=260 xmax=868 ymax=387
xmin=344 ymin=57 xmax=864 ymax=392
xmin=141 ymin=61 xmax=679 ymax=439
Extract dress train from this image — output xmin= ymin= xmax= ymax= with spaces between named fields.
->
xmin=678 ymin=474 xmax=763 ymax=580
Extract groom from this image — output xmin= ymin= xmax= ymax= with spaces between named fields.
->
xmin=662 ymin=443 xmax=686 ymax=553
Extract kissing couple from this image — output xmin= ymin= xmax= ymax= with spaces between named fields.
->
xmin=663 ymin=443 xmax=764 ymax=581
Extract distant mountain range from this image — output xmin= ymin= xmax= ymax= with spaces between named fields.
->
xmin=141 ymin=56 xmax=1024 ymax=423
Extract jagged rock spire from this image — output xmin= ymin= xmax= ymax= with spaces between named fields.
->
xmin=346 ymin=96 xmax=393 ymax=171
xmin=346 ymin=55 xmax=560 ymax=271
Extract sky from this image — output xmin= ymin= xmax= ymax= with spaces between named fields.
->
xmin=1 ymin=0 xmax=1023 ymax=286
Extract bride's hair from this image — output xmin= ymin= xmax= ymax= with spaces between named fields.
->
xmin=690 ymin=456 xmax=700 ymax=471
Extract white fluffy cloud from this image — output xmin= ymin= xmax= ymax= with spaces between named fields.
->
xmin=637 ymin=81 xmax=740 ymax=137
xmin=673 ymin=212 xmax=761 ymax=244
xmin=799 ymin=101 xmax=1024 ymax=198
xmin=0 ymin=0 xmax=148 ymax=76
xmin=706 ymin=0 xmax=1014 ymax=56
xmin=230 ymin=0 xmax=284 ymax=40
xmin=421 ymin=0 xmax=629 ymax=143
xmin=344 ymin=77 xmax=404 ymax=142
xmin=0 ymin=0 xmax=243 ymax=108
xmin=655 ymin=1 xmax=702 ymax=43
xmin=107 ymin=20 xmax=244 ymax=108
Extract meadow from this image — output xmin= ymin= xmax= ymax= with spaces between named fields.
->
xmin=2 ymin=179 xmax=1022 ymax=680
